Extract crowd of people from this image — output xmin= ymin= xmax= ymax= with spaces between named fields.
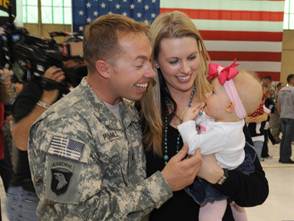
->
xmin=0 ymin=11 xmax=293 ymax=221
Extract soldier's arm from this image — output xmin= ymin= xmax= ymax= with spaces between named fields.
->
xmin=28 ymin=120 xmax=172 ymax=221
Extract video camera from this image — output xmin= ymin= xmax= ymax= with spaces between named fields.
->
xmin=0 ymin=20 xmax=87 ymax=94
xmin=50 ymin=31 xmax=83 ymax=59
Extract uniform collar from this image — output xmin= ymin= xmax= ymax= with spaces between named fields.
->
xmin=80 ymin=78 xmax=140 ymax=130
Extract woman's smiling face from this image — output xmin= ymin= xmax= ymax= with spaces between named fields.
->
xmin=156 ymin=37 xmax=201 ymax=94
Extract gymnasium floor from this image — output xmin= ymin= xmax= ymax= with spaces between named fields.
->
xmin=1 ymin=143 xmax=293 ymax=221
xmin=247 ymin=143 xmax=294 ymax=221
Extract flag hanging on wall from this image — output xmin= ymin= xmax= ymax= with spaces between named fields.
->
xmin=161 ymin=0 xmax=285 ymax=81
xmin=72 ymin=0 xmax=285 ymax=81
xmin=72 ymin=0 xmax=159 ymax=32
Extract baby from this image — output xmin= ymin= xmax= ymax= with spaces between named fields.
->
xmin=177 ymin=61 xmax=263 ymax=221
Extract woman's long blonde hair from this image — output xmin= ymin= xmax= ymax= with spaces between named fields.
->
xmin=141 ymin=11 xmax=211 ymax=155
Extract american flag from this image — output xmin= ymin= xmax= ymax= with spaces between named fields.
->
xmin=72 ymin=0 xmax=159 ymax=32
xmin=48 ymin=135 xmax=84 ymax=161
xmin=72 ymin=0 xmax=285 ymax=80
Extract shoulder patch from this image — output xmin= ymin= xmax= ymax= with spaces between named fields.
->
xmin=51 ymin=167 xmax=73 ymax=195
xmin=48 ymin=135 xmax=84 ymax=161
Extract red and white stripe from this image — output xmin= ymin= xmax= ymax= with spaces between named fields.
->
xmin=160 ymin=0 xmax=285 ymax=81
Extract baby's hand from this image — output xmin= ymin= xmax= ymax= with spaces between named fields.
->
xmin=182 ymin=103 xmax=204 ymax=122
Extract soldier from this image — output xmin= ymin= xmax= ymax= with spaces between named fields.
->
xmin=28 ymin=14 xmax=202 ymax=220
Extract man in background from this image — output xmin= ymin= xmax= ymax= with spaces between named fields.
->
xmin=277 ymin=74 xmax=294 ymax=164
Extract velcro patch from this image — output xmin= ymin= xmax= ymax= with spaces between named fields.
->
xmin=51 ymin=167 xmax=73 ymax=195
xmin=48 ymin=135 xmax=84 ymax=161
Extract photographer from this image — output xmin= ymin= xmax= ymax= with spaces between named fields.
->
xmin=6 ymin=66 xmax=64 ymax=221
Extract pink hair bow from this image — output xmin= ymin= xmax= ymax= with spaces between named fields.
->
xmin=208 ymin=60 xmax=239 ymax=85
xmin=207 ymin=60 xmax=247 ymax=119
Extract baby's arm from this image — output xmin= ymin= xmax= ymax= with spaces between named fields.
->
xmin=177 ymin=122 xmax=226 ymax=155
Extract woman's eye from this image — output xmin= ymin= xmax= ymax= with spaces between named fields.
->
xmin=188 ymin=55 xmax=196 ymax=60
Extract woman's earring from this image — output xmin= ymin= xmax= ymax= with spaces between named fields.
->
xmin=155 ymin=63 xmax=160 ymax=69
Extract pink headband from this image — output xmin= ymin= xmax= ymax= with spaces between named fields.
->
xmin=208 ymin=61 xmax=247 ymax=119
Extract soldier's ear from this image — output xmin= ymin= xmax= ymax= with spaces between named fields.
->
xmin=95 ymin=60 xmax=110 ymax=79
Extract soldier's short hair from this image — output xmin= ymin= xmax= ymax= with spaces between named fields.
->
xmin=83 ymin=14 xmax=150 ymax=72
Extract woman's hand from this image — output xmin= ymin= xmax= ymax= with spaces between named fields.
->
xmin=198 ymin=154 xmax=224 ymax=184
xmin=0 ymin=68 xmax=13 ymax=89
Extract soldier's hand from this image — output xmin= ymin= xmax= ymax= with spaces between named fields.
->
xmin=161 ymin=145 xmax=202 ymax=191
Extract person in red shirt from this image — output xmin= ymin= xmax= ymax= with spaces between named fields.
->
xmin=0 ymin=69 xmax=10 ymax=191
xmin=0 ymin=74 xmax=8 ymax=161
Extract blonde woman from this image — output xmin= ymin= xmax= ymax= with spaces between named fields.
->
xmin=141 ymin=11 xmax=268 ymax=221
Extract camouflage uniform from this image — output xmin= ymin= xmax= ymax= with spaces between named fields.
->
xmin=28 ymin=78 xmax=172 ymax=221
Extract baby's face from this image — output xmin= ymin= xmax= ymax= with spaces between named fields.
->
xmin=204 ymin=79 xmax=231 ymax=121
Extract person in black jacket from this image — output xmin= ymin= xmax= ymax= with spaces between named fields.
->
xmin=262 ymin=85 xmax=276 ymax=158
xmin=141 ymin=11 xmax=269 ymax=221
